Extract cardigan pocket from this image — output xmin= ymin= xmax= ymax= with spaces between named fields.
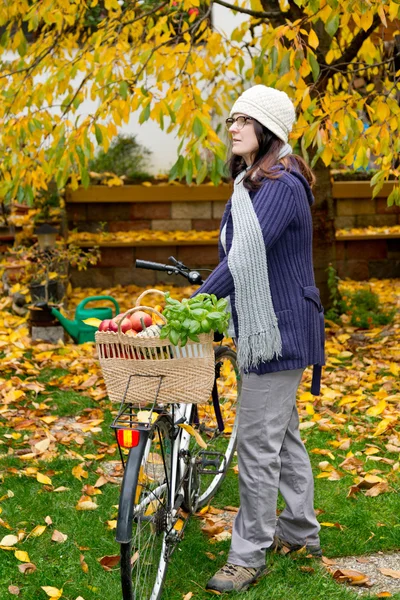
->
xmin=276 ymin=309 xmax=301 ymax=361
xmin=302 ymin=285 xmax=325 ymax=367
xmin=302 ymin=285 xmax=322 ymax=310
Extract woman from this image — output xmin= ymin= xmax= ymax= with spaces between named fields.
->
xmin=193 ymin=85 xmax=325 ymax=594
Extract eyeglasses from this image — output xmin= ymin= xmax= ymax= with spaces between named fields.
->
xmin=225 ymin=116 xmax=254 ymax=131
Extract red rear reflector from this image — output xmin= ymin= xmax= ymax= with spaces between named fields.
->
xmin=117 ymin=429 xmax=140 ymax=448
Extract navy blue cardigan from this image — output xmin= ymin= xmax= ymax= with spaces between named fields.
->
xmin=194 ymin=167 xmax=325 ymax=395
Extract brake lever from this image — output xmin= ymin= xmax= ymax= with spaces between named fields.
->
xmin=168 ymin=256 xmax=188 ymax=270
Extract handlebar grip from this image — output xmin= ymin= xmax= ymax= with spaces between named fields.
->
xmin=135 ymin=259 xmax=173 ymax=272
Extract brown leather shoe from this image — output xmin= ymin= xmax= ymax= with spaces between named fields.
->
xmin=206 ymin=562 xmax=268 ymax=593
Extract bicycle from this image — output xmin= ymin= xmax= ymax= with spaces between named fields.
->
xmin=109 ymin=257 xmax=240 ymax=600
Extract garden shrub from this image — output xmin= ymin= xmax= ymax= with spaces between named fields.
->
xmin=325 ymin=265 xmax=396 ymax=329
xmin=89 ymin=134 xmax=152 ymax=182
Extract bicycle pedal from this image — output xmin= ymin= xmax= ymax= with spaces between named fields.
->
xmin=198 ymin=451 xmax=226 ymax=475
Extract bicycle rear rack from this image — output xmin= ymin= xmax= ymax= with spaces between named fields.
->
xmin=111 ymin=373 xmax=164 ymax=467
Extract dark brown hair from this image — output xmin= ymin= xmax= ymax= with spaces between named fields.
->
xmin=228 ymin=119 xmax=316 ymax=191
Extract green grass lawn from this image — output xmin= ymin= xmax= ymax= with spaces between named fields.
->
xmin=0 ymin=377 xmax=399 ymax=600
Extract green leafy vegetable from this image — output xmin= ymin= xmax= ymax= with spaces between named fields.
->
xmin=160 ymin=292 xmax=230 ymax=347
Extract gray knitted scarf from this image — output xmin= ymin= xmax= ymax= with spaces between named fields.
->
xmin=227 ymin=148 xmax=292 ymax=370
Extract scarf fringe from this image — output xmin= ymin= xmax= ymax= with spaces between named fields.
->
xmin=237 ymin=326 xmax=283 ymax=372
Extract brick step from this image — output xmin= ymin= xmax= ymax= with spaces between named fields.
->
xmin=71 ymin=239 xmax=218 ymax=247
xmin=66 ymin=184 xmax=231 ymax=203
xmin=336 ymin=233 xmax=400 ymax=240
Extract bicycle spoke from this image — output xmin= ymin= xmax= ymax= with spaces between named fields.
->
xmin=120 ymin=415 xmax=172 ymax=600
xmin=187 ymin=347 xmax=240 ymax=509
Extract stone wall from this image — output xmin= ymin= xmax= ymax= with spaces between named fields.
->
xmin=66 ymin=182 xmax=400 ymax=287
xmin=333 ymin=182 xmax=400 ymax=280
xmin=66 ymin=184 xmax=228 ymax=287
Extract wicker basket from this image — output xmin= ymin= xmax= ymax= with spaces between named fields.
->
xmin=95 ymin=289 xmax=215 ymax=407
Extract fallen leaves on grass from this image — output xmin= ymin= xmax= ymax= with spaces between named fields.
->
xmin=28 ymin=525 xmax=46 ymax=538
xmin=8 ymin=585 xmax=20 ymax=595
xmin=41 ymin=586 xmax=63 ymax=599
xmin=0 ymin=534 xmax=18 ymax=546
xmin=75 ymin=498 xmax=98 ymax=511
xmin=72 ymin=464 xmax=89 ymax=481
xmin=18 ymin=562 xmax=36 ymax=574
xmin=364 ymin=482 xmax=390 ymax=497
xmin=98 ymin=554 xmax=120 ymax=571
xmin=51 ymin=530 xmax=68 ymax=543
xmin=14 ymin=550 xmax=30 ymax=562
xmin=36 ymin=473 xmax=52 ymax=485
xmin=0 ymin=279 xmax=398 ymax=598
xmin=80 ymin=554 xmax=89 ymax=573
xmin=197 ymin=506 xmax=238 ymax=542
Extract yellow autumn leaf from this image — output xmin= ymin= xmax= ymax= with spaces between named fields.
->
xmin=366 ymin=400 xmax=387 ymax=417
xmin=308 ymin=29 xmax=319 ymax=49
xmin=29 ymin=525 xmax=46 ymax=538
xmin=390 ymin=363 xmax=399 ymax=377
xmin=40 ymin=416 xmax=58 ymax=424
xmin=178 ymin=423 xmax=207 ymax=449
xmin=72 ymin=464 xmax=89 ymax=481
xmin=305 ymin=403 xmax=315 ymax=416
xmin=15 ymin=550 xmax=30 ymax=562
xmin=299 ymin=392 xmax=314 ymax=402
xmin=36 ymin=473 xmax=52 ymax=485
xmin=83 ymin=318 xmax=102 ymax=328
xmin=373 ymin=419 xmax=391 ymax=437
xmin=41 ymin=587 xmax=63 ymax=599
xmin=136 ymin=411 xmax=158 ymax=424
xmin=360 ymin=10 xmax=373 ymax=31
xmin=364 ymin=447 xmax=380 ymax=455
xmin=173 ymin=518 xmax=185 ymax=532
xmin=144 ymin=500 xmax=159 ymax=516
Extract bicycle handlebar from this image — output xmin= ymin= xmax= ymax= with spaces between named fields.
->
xmin=135 ymin=259 xmax=179 ymax=273
xmin=135 ymin=258 xmax=204 ymax=285
xmin=135 ymin=257 xmax=225 ymax=342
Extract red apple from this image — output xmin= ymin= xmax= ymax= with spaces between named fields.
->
xmin=108 ymin=320 xmax=119 ymax=333
xmin=120 ymin=317 xmax=132 ymax=334
xmin=130 ymin=311 xmax=152 ymax=332
xmin=99 ymin=319 xmax=111 ymax=332
xmin=114 ymin=312 xmax=126 ymax=322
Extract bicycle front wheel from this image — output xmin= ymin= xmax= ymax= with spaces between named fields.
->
xmin=189 ymin=346 xmax=240 ymax=509
xmin=120 ymin=415 xmax=173 ymax=600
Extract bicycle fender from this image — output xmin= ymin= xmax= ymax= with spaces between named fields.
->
xmin=116 ymin=430 xmax=150 ymax=544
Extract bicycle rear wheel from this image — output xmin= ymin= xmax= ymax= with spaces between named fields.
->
xmin=120 ymin=415 xmax=173 ymax=600
xmin=188 ymin=346 xmax=240 ymax=510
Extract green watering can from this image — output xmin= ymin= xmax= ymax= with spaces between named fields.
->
xmin=50 ymin=296 xmax=120 ymax=344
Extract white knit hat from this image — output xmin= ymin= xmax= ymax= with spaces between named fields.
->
xmin=229 ymin=85 xmax=296 ymax=144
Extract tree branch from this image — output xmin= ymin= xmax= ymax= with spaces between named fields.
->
xmin=260 ymin=0 xmax=302 ymax=27
xmin=213 ymin=0 xmax=280 ymax=19
xmin=316 ymin=13 xmax=381 ymax=92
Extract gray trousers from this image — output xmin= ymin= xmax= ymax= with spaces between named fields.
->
xmin=228 ymin=369 xmax=321 ymax=568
